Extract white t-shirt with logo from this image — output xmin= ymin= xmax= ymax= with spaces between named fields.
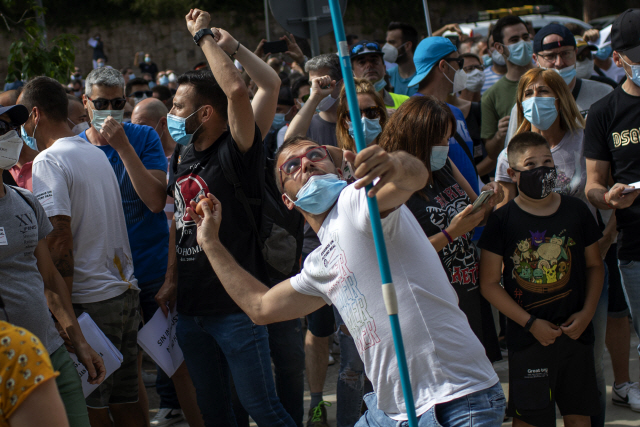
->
xmin=32 ymin=136 xmax=138 ymax=304
xmin=290 ymin=185 xmax=498 ymax=420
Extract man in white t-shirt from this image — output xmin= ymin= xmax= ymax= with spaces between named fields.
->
xmin=186 ymin=136 xmax=504 ymax=425
xmin=20 ymin=76 xmax=145 ymax=427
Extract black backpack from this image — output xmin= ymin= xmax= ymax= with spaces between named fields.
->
xmin=179 ymin=141 xmax=305 ymax=284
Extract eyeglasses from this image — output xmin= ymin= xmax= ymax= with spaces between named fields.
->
xmin=351 ymin=42 xmax=381 ymax=55
xmin=131 ymin=91 xmax=153 ymax=98
xmin=463 ymin=64 xmax=484 ymax=73
xmin=0 ymin=120 xmax=19 ymax=136
xmin=279 ymin=146 xmax=330 ymax=187
xmin=444 ymin=57 xmax=464 ymax=69
xmin=347 ymin=106 xmax=382 ymax=120
xmin=537 ymin=50 xmax=576 ymax=63
xmin=88 ymin=97 xmax=127 ymax=110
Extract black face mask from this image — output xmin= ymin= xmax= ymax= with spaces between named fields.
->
xmin=512 ymin=166 xmax=558 ymax=199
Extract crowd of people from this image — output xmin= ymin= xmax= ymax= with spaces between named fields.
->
xmin=1 ymin=5 xmax=640 ymax=427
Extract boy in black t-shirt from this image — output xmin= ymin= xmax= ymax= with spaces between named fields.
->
xmin=479 ymin=132 xmax=604 ymax=427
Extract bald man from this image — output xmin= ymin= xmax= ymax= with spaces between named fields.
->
xmin=0 ymin=89 xmax=20 ymax=107
xmin=131 ymin=97 xmax=175 ymax=158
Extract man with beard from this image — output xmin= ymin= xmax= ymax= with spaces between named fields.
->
xmin=385 ymin=22 xmax=419 ymax=96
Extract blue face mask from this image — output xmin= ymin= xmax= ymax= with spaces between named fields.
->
xmin=167 ymin=107 xmax=204 ymax=146
xmin=505 ymin=40 xmax=533 ymax=66
xmin=482 ymin=54 xmax=493 ymax=68
xmin=548 ymin=65 xmax=576 ymax=85
xmin=272 ymin=113 xmax=286 ymax=131
xmin=289 ymin=174 xmax=347 ymax=215
xmin=348 ymin=117 xmax=382 ymax=146
xmin=373 ymin=79 xmax=387 ymax=92
xmin=619 ymin=56 xmax=640 ymax=89
xmin=91 ymin=109 xmax=124 ymax=132
xmin=522 ymin=97 xmax=558 ymax=131
xmin=430 ymin=145 xmax=449 ymax=171
xmin=594 ymin=45 xmax=612 ymax=60
xmin=20 ymin=112 xmax=38 ymax=151
xmin=159 ymin=76 xmax=169 ymax=86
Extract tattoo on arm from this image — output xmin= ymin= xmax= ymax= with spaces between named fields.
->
xmin=47 ymin=216 xmax=74 ymax=279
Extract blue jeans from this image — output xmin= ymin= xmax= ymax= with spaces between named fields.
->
xmin=355 ymin=382 xmax=505 ymax=427
xmin=334 ymin=307 xmax=366 ymax=427
xmin=591 ymin=263 xmax=609 ymax=427
xmin=618 ymin=259 xmax=640 ymax=356
xmin=177 ymin=312 xmax=296 ymax=427
xmin=138 ymin=277 xmax=181 ymax=410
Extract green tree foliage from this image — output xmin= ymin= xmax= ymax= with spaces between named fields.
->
xmin=3 ymin=0 xmax=76 ymax=83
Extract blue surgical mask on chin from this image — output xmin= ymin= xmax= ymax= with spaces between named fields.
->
xmin=506 ymin=40 xmax=533 ymax=66
xmin=91 ymin=109 xmax=125 ymax=132
xmin=430 ymin=145 xmax=449 ymax=171
xmin=522 ymin=97 xmax=558 ymax=131
xmin=288 ymin=174 xmax=347 ymax=215
xmin=619 ymin=56 xmax=640 ymax=88
xmin=373 ymin=78 xmax=387 ymax=92
xmin=348 ymin=117 xmax=382 ymax=145
xmin=167 ymin=107 xmax=204 ymax=146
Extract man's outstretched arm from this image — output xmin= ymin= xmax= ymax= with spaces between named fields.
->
xmin=188 ymin=196 xmax=326 ymax=325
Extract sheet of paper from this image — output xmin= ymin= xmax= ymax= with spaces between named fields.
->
xmin=68 ymin=313 xmax=123 ymax=397
xmin=137 ymin=308 xmax=183 ymax=378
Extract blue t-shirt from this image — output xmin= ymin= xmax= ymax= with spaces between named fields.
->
xmin=80 ymin=123 xmax=169 ymax=283
xmin=387 ymin=66 xmax=418 ymax=97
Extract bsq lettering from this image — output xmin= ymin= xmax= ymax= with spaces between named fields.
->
xmin=176 ymin=245 xmax=202 ymax=256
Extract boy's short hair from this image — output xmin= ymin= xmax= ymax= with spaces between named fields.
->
xmin=507 ymin=132 xmax=550 ymax=167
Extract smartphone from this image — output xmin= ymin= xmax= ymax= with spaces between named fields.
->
xmin=622 ymin=181 xmax=640 ymax=194
xmin=263 ymin=40 xmax=288 ymax=54
xmin=471 ymin=190 xmax=494 ymax=213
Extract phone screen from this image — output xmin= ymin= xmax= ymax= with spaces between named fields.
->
xmin=263 ymin=40 xmax=288 ymax=54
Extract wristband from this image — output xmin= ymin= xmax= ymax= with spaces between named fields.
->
xmin=603 ymin=192 xmax=614 ymax=209
xmin=523 ymin=315 xmax=537 ymax=332
xmin=229 ymin=41 xmax=241 ymax=60
xmin=442 ymin=229 xmax=453 ymax=244
xmin=193 ymin=29 xmax=214 ymax=46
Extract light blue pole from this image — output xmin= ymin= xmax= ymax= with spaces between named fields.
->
xmin=327 ymin=1 xmax=418 ymax=425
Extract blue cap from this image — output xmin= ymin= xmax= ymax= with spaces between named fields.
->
xmin=408 ymin=37 xmax=456 ymax=88
xmin=533 ymin=24 xmax=576 ymax=53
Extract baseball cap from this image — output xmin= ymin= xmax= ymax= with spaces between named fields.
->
xmin=612 ymin=9 xmax=640 ymax=62
xmin=408 ymin=37 xmax=456 ymax=88
xmin=575 ymin=36 xmax=597 ymax=54
xmin=533 ymin=24 xmax=576 ymax=53
xmin=0 ymin=104 xmax=28 ymax=125
xmin=349 ymin=41 xmax=384 ymax=60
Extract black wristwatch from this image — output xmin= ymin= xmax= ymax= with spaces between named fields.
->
xmin=193 ymin=29 xmax=214 ymax=46
xmin=523 ymin=315 xmax=537 ymax=332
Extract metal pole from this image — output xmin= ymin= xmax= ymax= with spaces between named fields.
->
xmin=264 ymin=0 xmax=271 ymax=41
xmin=306 ymin=0 xmax=320 ymax=57
xmin=327 ymin=0 xmax=418 ymax=425
xmin=422 ymin=0 xmax=433 ymax=36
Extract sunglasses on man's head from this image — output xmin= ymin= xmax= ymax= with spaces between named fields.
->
xmin=88 ymin=97 xmax=127 ymax=110
xmin=351 ymin=42 xmax=381 ymax=56
xmin=0 ymin=120 xmax=19 ymax=136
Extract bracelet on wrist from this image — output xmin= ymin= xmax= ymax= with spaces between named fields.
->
xmin=229 ymin=41 xmax=241 ymax=60
xmin=603 ymin=192 xmax=614 ymax=209
xmin=442 ymin=229 xmax=453 ymax=244
xmin=523 ymin=315 xmax=537 ymax=332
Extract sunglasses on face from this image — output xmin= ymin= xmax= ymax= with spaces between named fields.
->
xmin=444 ymin=57 xmax=465 ymax=69
xmin=279 ymin=146 xmax=330 ymax=187
xmin=463 ymin=64 xmax=484 ymax=73
xmin=131 ymin=91 xmax=153 ymax=98
xmin=576 ymin=50 xmax=593 ymax=61
xmin=88 ymin=97 xmax=127 ymax=110
xmin=347 ymin=106 xmax=382 ymax=120
xmin=0 ymin=120 xmax=19 ymax=136
xmin=351 ymin=42 xmax=381 ymax=55
xmin=301 ymin=94 xmax=310 ymax=102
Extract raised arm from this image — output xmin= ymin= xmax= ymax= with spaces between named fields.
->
xmin=285 ymin=76 xmax=335 ymax=140
xmin=344 ymin=146 xmax=429 ymax=214
xmin=186 ymin=9 xmax=255 ymax=152
xmin=187 ymin=195 xmax=326 ymax=325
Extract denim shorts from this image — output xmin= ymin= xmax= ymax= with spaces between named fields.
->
xmin=355 ymin=381 xmax=505 ymax=427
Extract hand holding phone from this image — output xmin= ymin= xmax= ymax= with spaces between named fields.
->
xmin=622 ymin=181 xmax=640 ymax=194
xmin=471 ymin=190 xmax=494 ymax=213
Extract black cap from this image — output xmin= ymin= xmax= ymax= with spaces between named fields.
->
xmin=277 ymin=87 xmax=294 ymax=106
xmin=349 ymin=41 xmax=384 ymax=60
xmin=612 ymin=9 xmax=640 ymax=62
xmin=533 ymin=24 xmax=577 ymax=53
xmin=0 ymin=104 xmax=28 ymax=125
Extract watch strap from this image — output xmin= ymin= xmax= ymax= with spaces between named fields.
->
xmin=194 ymin=29 xmax=214 ymax=46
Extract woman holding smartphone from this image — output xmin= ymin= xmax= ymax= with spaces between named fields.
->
xmin=378 ymin=95 xmax=503 ymax=362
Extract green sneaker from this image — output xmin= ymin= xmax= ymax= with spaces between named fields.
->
xmin=307 ymin=400 xmax=332 ymax=427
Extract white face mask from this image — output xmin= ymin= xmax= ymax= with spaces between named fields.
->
xmin=68 ymin=118 xmax=90 ymax=135
xmin=444 ymin=62 xmax=467 ymax=94
xmin=381 ymin=43 xmax=398 ymax=63
xmin=464 ymin=68 xmax=486 ymax=92
xmin=0 ymin=130 xmax=24 ymax=169
xmin=491 ymin=48 xmax=506 ymax=66
xmin=575 ymin=59 xmax=594 ymax=79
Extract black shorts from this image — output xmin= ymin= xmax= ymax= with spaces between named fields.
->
xmin=306 ymin=304 xmax=335 ymax=337
xmin=507 ymin=335 xmax=600 ymax=426
xmin=606 ymin=244 xmax=630 ymax=316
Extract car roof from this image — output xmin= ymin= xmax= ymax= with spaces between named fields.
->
xmin=455 ymin=14 xmax=591 ymax=38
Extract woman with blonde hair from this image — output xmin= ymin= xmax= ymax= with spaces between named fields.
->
xmin=378 ymin=95 xmax=504 ymax=362
xmin=495 ymin=68 xmax=588 ymax=208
